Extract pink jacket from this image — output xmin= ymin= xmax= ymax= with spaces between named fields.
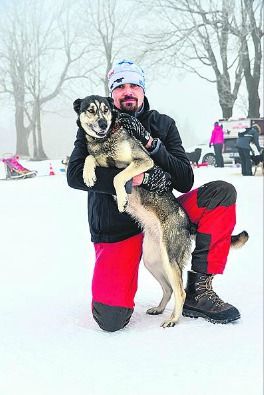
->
xmin=209 ymin=125 xmax=224 ymax=145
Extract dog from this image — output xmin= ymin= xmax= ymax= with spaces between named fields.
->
xmin=61 ymin=156 xmax=70 ymax=171
xmin=251 ymin=151 xmax=264 ymax=175
xmin=73 ymin=95 xmax=249 ymax=327
xmin=186 ymin=148 xmax=202 ymax=167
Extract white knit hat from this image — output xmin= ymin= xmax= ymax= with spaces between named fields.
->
xmin=107 ymin=59 xmax=145 ymax=93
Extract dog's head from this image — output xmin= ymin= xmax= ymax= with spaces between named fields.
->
xmin=251 ymin=151 xmax=264 ymax=165
xmin=73 ymin=95 xmax=114 ymax=139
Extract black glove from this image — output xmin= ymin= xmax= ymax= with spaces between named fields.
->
xmin=117 ymin=113 xmax=151 ymax=146
xmin=141 ymin=166 xmax=172 ymax=195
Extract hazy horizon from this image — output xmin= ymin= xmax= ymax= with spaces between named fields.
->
xmin=1 ymin=71 xmax=260 ymax=159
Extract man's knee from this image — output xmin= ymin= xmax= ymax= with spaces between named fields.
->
xmin=197 ymin=181 xmax=237 ymax=209
xmin=92 ymin=301 xmax=133 ymax=332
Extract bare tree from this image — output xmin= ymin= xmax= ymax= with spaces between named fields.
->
xmin=0 ymin=0 xmax=96 ymax=159
xmin=0 ymin=2 xmax=32 ymax=156
xmin=229 ymin=0 xmax=263 ymax=118
xmin=79 ymin=0 xmax=139 ymax=96
xmin=138 ymin=0 xmax=262 ymax=119
xmin=24 ymin=0 xmax=98 ymax=159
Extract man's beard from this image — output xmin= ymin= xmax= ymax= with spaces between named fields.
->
xmin=119 ymin=98 xmax=138 ymax=114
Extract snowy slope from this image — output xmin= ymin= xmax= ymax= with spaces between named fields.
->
xmin=0 ymin=164 xmax=263 ymax=395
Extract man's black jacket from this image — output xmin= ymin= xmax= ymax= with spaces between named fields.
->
xmin=236 ymin=126 xmax=262 ymax=152
xmin=67 ymin=97 xmax=194 ymax=243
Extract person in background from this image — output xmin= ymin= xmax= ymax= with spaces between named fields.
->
xmin=236 ymin=124 xmax=262 ymax=176
xmin=209 ymin=121 xmax=224 ymax=167
xmin=67 ymin=59 xmax=241 ymax=332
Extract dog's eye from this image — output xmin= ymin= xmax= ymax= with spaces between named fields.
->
xmin=103 ymin=108 xmax=109 ymax=114
xmin=88 ymin=109 xmax=95 ymax=114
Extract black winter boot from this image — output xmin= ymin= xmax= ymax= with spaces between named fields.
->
xmin=182 ymin=271 xmax=240 ymax=324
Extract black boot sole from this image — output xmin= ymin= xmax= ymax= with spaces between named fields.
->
xmin=182 ymin=308 xmax=240 ymax=324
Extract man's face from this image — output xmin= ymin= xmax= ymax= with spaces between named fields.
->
xmin=112 ymin=83 xmax=144 ymax=113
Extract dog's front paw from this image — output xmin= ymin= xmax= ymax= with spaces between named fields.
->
xmin=160 ymin=318 xmax=177 ymax=328
xmin=83 ymin=169 xmax=97 ymax=187
xmin=117 ymin=194 xmax=128 ymax=213
xmin=146 ymin=307 xmax=164 ymax=315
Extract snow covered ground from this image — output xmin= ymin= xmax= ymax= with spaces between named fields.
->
xmin=0 ymin=162 xmax=263 ymax=395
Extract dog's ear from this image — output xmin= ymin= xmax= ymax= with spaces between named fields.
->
xmin=106 ymin=97 xmax=118 ymax=127
xmin=73 ymin=98 xmax=82 ymax=114
xmin=106 ymin=97 xmax=114 ymax=110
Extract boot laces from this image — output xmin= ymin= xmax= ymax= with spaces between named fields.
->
xmin=195 ymin=276 xmax=225 ymax=307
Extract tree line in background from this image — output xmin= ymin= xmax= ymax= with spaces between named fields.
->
xmin=142 ymin=0 xmax=263 ymax=120
xmin=0 ymin=0 xmax=263 ymax=159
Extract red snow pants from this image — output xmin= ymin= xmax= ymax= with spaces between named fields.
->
xmin=91 ymin=181 xmax=237 ymax=331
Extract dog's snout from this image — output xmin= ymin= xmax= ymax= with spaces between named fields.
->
xmin=98 ymin=119 xmax=108 ymax=130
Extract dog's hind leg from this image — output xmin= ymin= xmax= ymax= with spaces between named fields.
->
xmin=159 ymin=245 xmax=186 ymax=328
xmin=143 ymin=232 xmax=172 ymax=315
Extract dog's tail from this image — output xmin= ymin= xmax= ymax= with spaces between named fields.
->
xmin=231 ymin=230 xmax=249 ymax=248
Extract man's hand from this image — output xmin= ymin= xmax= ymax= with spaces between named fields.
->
xmin=133 ymin=166 xmax=172 ymax=195
xmin=118 ymin=113 xmax=151 ymax=147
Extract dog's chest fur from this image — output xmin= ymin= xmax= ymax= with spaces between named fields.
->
xmin=85 ymin=128 xmax=135 ymax=169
